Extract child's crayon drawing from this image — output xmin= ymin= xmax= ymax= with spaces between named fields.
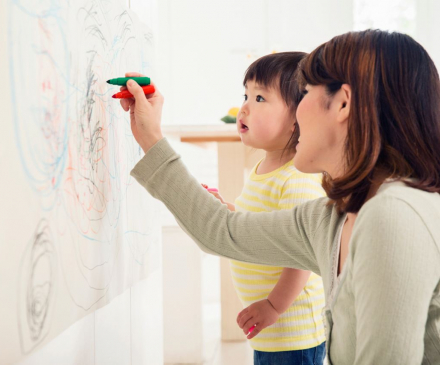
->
xmin=3 ymin=0 xmax=159 ymax=362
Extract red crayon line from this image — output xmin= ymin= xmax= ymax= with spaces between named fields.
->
xmin=112 ymin=85 xmax=155 ymax=99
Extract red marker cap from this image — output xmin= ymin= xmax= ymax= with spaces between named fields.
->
xmin=112 ymin=84 xmax=155 ymax=99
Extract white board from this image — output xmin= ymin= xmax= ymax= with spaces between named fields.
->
xmin=0 ymin=0 xmax=160 ymax=363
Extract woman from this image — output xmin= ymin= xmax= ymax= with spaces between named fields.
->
xmin=121 ymin=30 xmax=440 ymax=364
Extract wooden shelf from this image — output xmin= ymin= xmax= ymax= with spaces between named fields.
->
xmin=162 ymin=124 xmax=241 ymax=142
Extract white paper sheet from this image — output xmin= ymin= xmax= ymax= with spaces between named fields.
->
xmin=0 ymin=0 xmax=160 ymax=362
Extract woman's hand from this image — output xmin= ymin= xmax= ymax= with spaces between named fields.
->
xmin=119 ymin=72 xmax=164 ymax=153
xmin=236 ymin=299 xmax=280 ymax=340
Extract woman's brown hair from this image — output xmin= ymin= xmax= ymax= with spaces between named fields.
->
xmin=244 ymin=52 xmax=307 ymax=155
xmin=297 ymin=29 xmax=440 ymax=213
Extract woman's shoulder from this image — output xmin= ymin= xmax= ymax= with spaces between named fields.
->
xmin=367 ymin=180 xmax=440 ymax=219
xmin=358 ymin=181 xmax=440 ymax=252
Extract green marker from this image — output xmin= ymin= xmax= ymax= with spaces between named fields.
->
xmin=106 ymin=77 xmax=151 ymax=86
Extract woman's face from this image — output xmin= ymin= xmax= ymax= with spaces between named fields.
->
xmin=295 ymin=84 xmax=350 ymax=177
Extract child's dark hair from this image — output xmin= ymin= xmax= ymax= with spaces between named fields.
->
xmin=243 ymin=52 xmax=307 ymax=154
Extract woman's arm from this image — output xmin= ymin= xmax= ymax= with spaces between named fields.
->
xmin=121 ymin=75 xmax=334 ymax=274
xmin=131 ymin=138 xmax=333 ymax=274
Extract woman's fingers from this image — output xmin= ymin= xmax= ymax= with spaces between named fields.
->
xmin=125 ymin=71 xmax=145 ymax=77
xmin=119 ymin=72 xmax=146 ymax=91
xmin=126 ymin=80 xmax=150 ymax=106
xmin=118 ymin=72 xmax=164 ymax=154
xmin=119 ymin=79 xmax=161 ymax=104
xmin=120 ymin=98 xmax=134 ymax=112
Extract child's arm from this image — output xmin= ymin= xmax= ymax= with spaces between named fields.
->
xmin=237 ymin=173 xmax=326 ymax=338
xmin=268 ymin=268 xmax=311 ymax=313
xmin=237 ymin=268 xmax=311 ymax=339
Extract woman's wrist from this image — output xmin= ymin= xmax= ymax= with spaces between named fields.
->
xmin=141 ymin=133 xmax=164 ymax=154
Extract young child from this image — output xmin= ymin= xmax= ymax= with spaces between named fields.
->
xmin=207 ymin=52 xmax=326 ymax=365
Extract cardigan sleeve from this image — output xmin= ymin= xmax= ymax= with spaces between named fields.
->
xmin=130 ymin=138 xmax=334 ymax=275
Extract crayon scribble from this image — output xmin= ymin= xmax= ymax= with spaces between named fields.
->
xmin=18 ymin=220 xmax=56 ymax=354
xmin=7 ymin=0 xmax=159 ymax=360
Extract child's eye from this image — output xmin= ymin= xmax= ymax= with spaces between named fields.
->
xmin=256 ymin=95 xmax=265 ymax=102
xmin=243 ymin=94 xmax=248 ymax=101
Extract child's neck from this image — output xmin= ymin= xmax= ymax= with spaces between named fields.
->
xmin=256 ymin=149 xmax=295 ymax=175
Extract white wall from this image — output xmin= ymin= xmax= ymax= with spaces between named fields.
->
xmin=415 ymin=0 xmax=440 ymax=70
xmin=352 ymin=0 xmax=440 ymax=76
xmin=156 ymin=0 xmax=440 ymax=128
xmin=156 ymin=0 xmax=353 ymax=126
xmin=352 ymin=0 xmax=440 ymax=69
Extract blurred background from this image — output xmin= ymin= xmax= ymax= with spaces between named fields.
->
xmin=142 ymin=0 xmax=438 ymax=127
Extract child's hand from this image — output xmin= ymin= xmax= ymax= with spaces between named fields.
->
xmin=201 ymin=184 xmax=226 ymax=204
xmin=236 ymin=299 xmax=280 ymax=340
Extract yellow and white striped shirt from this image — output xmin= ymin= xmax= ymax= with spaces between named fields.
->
xmin=231 ymin=158 xmax=326 ymax=352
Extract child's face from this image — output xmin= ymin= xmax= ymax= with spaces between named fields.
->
xmin=237 ymin=80 xmax=295 ymax=152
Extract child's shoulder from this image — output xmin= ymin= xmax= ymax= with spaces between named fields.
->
xmin=278 ymin=161 xmax=322 ymax=184
xmin=276 ymin=162 xmax=325 ymax=198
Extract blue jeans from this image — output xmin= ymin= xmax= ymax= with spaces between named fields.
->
xmin=254 ymin=342 xmax=326 ymax=365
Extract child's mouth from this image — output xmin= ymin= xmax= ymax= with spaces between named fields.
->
xmin=239 ymin=120 xmax=249 ymax=133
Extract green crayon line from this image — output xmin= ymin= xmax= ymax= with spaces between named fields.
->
xmin=107 ymin=77 xmax=151 ymax=86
